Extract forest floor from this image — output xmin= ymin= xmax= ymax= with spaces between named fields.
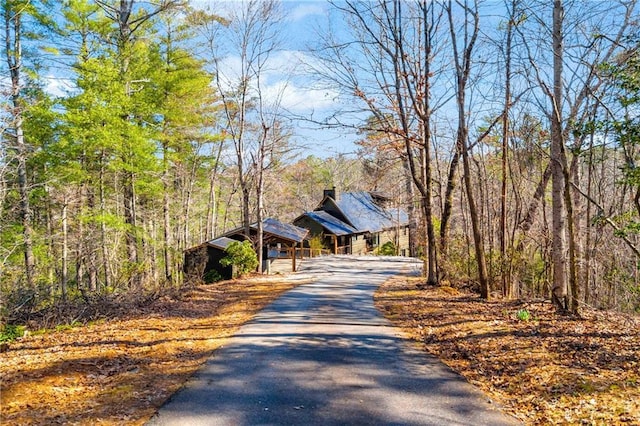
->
xmin=0 ymin=274 xmax=311 ymax=425
xmin=2 ymin=271 xmax=639 ymax=425
xmin=375 ymin=275 xmax=640 ymax=425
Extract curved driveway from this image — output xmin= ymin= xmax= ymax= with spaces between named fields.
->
xmin=148 ymin=255 xmax=518 ymax=425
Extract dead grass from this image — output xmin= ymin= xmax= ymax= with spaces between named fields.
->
xmin=374 ymin=276 xmax=640 ymax=425
xmin=0 ymin=275 xmax=307 ymax=425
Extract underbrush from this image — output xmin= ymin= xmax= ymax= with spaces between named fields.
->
xmin=0 ymin=280 xmax=200 ymax=339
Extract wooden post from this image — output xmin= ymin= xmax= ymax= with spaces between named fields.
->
xmin=333 ymin=235 xmax=338 ymax=254
xmin=292 ymin=243 xmax=297 ymax=272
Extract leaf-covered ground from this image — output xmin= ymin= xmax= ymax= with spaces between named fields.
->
xmin=0 ymin=275 xmax=309 ymax=425
xmin=375 ymin=276 xmax=640 ymax=425
xmin=3 ymin=271 xmax=639 ymax=425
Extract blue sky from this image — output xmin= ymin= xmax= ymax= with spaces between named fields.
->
xmin=260 ymin=0 xmax=364 ymax=158
xmin=279 ymin=1 xmax=367 ymax=158
xmin=37 ymin=1 xmax=359 ymax=159
xmin=192 ymin=0 xmax=362 ymax=158
xmin=38 ymin=1 xmax=638 ymax=161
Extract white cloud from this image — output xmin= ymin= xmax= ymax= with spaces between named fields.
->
xmin=44 ymin=76 xmax=75 ymax=98
xmin=288 ymin=3 xmax=326 ymax=22
xmin=264 ymin=80 xmax=339 ymax=113
xmin=214 ymin=49 xmax=339 ymax=114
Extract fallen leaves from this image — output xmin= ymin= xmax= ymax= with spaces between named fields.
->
xmin=374 ymin=276 xmax=640 ymax=425
xmin=0 ymin=275 xmax=307 ymax=425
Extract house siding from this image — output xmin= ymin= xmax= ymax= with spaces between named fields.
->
xmin=398 ymin=226 xmax=410 ymax=255
xmin=375 ymin=226 xmax=410 ymax=255
xmin=183 ymin=244 xmax=233 ymax=283
xmin=351 ymin=234 xmax=368 ymax=255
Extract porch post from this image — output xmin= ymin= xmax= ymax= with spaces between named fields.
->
xmin=292 ymin=242 xmax=297 ymax=272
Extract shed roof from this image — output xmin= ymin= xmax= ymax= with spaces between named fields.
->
xmin=252 ymin=217 xmax=309 ymax=243
xmin=207 ymin=236 xmax=238 ymax=251
xmin=303 ymin=210 xmax=360 ymax=236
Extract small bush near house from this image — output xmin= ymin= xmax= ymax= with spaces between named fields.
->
xmin=378 ymin=241 xmax=398 ymax=256
xmin=221 ymin=241 xmax=259 ymax=278
xmin=204 ymin=270 xmax=223 ymax=284
xmin=308 ymin=235 xmax=326 ymax=255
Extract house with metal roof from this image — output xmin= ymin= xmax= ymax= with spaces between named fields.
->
xmin=293 ymin=188 xmax=410 ymax=255
xmin=183 ymin=218 xmax=309 ymax=283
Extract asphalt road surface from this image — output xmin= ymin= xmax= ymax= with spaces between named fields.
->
xmin=148 ymin=255 xmax=519 ymax=426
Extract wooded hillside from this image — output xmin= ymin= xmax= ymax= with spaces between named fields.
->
xmin=2 ymin=0 xmax=640 ymax=329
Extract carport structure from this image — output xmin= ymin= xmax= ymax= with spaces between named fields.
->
xmin=183 ymin=218 xmax=308 ymax=282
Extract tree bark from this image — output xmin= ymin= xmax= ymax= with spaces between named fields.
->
xmin=551 ymin=0 xmax=567 ymax=311
xmin=440 ymin=150 xmax=460 ymax=267
xmin=5 ymin=5 xmax=36 ymax=289
xmin=401 ymin=155 xmax=418 ymax=257
xmin=99 ymin=151 xmax=111 ymax=289
xmin=501 ymin=0 xmax=514 ymax=298
xmin=447 ymin=0 xmax=489 ymax=298
xmin=163 ymin=155 xmax=172 ymax=283
xmin=61 ymin=197 xmax=69 ymax=300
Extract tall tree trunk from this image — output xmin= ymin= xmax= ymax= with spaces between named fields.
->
xmin=551 ymin=0 xmax=567 ymax=311
xmin=447 ymin=0 xmax=489 ymax=298
xmin=45 ymin=183 xmax=55 ymax=295
xmin=163 ymin=162 xmax=172 ymax=283
xmin=99 ymin=151 xmax=111 ymax=289
xmin=87 ymin=186 xmax=98 ymax=292
xmin=5 ymin=5 xmax=35 ymax=289
xmin=460 ymin=133 xmax=490 ymax=298
xmin=564 ymin=151 xmax=579 ymax=313
xmin=124 ymin=172 xmax=139 ymax=272
xmin=439 ymin=150 xmax=460 ymax=269
xmin=61 ymin=197 xmax=69 ymax=300
xmin=401 ymin=155 xmax=418 ymax=257
xmin=421 ymin=129 xmax=438 ymax=285
xmin=501 ymin=0 xmax=514 ymax=298
xmin=242 ymin=185 xmax=251 ymax=238
xmin=584 ymin=134 xmax=595 ymax=306
xmin=256 ymin=177 xmax=264 ymax=274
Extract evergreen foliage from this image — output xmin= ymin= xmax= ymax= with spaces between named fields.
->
xmin=220 ymin=241 xmax=259 ymax=278
xmin=1 ymin=1 xmax=640 ymax=325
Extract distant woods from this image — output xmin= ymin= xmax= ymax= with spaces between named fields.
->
xmin=318 ymin=0 xmax=640 ymax=314
xmin=1 ymin=0 xmax=639 ymax=326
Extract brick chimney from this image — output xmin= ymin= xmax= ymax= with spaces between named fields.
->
xmin=323 ymin=186 xmax=338 ymax=200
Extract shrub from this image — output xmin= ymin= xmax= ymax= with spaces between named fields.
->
xmin=378 ymin=241 xmax=398 ymax=256
xmin=220 ymin=241 xmax=258 ymax=278
xmin=203 ymin=270 xmax=223 ymax=284
xmin=1 ymin=324 xmax=26 ymax=343
xmin=308 ymin=235 xmax=326 ymax=255
xmin=516 ymin=309 xmax=532 ymax=321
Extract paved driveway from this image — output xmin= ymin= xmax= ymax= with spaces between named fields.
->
xmin=148 ymin=256 xmax=518 ymax=425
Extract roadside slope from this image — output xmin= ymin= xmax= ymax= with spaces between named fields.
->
xmin=0 ymin=275 xmax=310 ymax=425
xmin=375 ymin=275 xmax=640 ymax=425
